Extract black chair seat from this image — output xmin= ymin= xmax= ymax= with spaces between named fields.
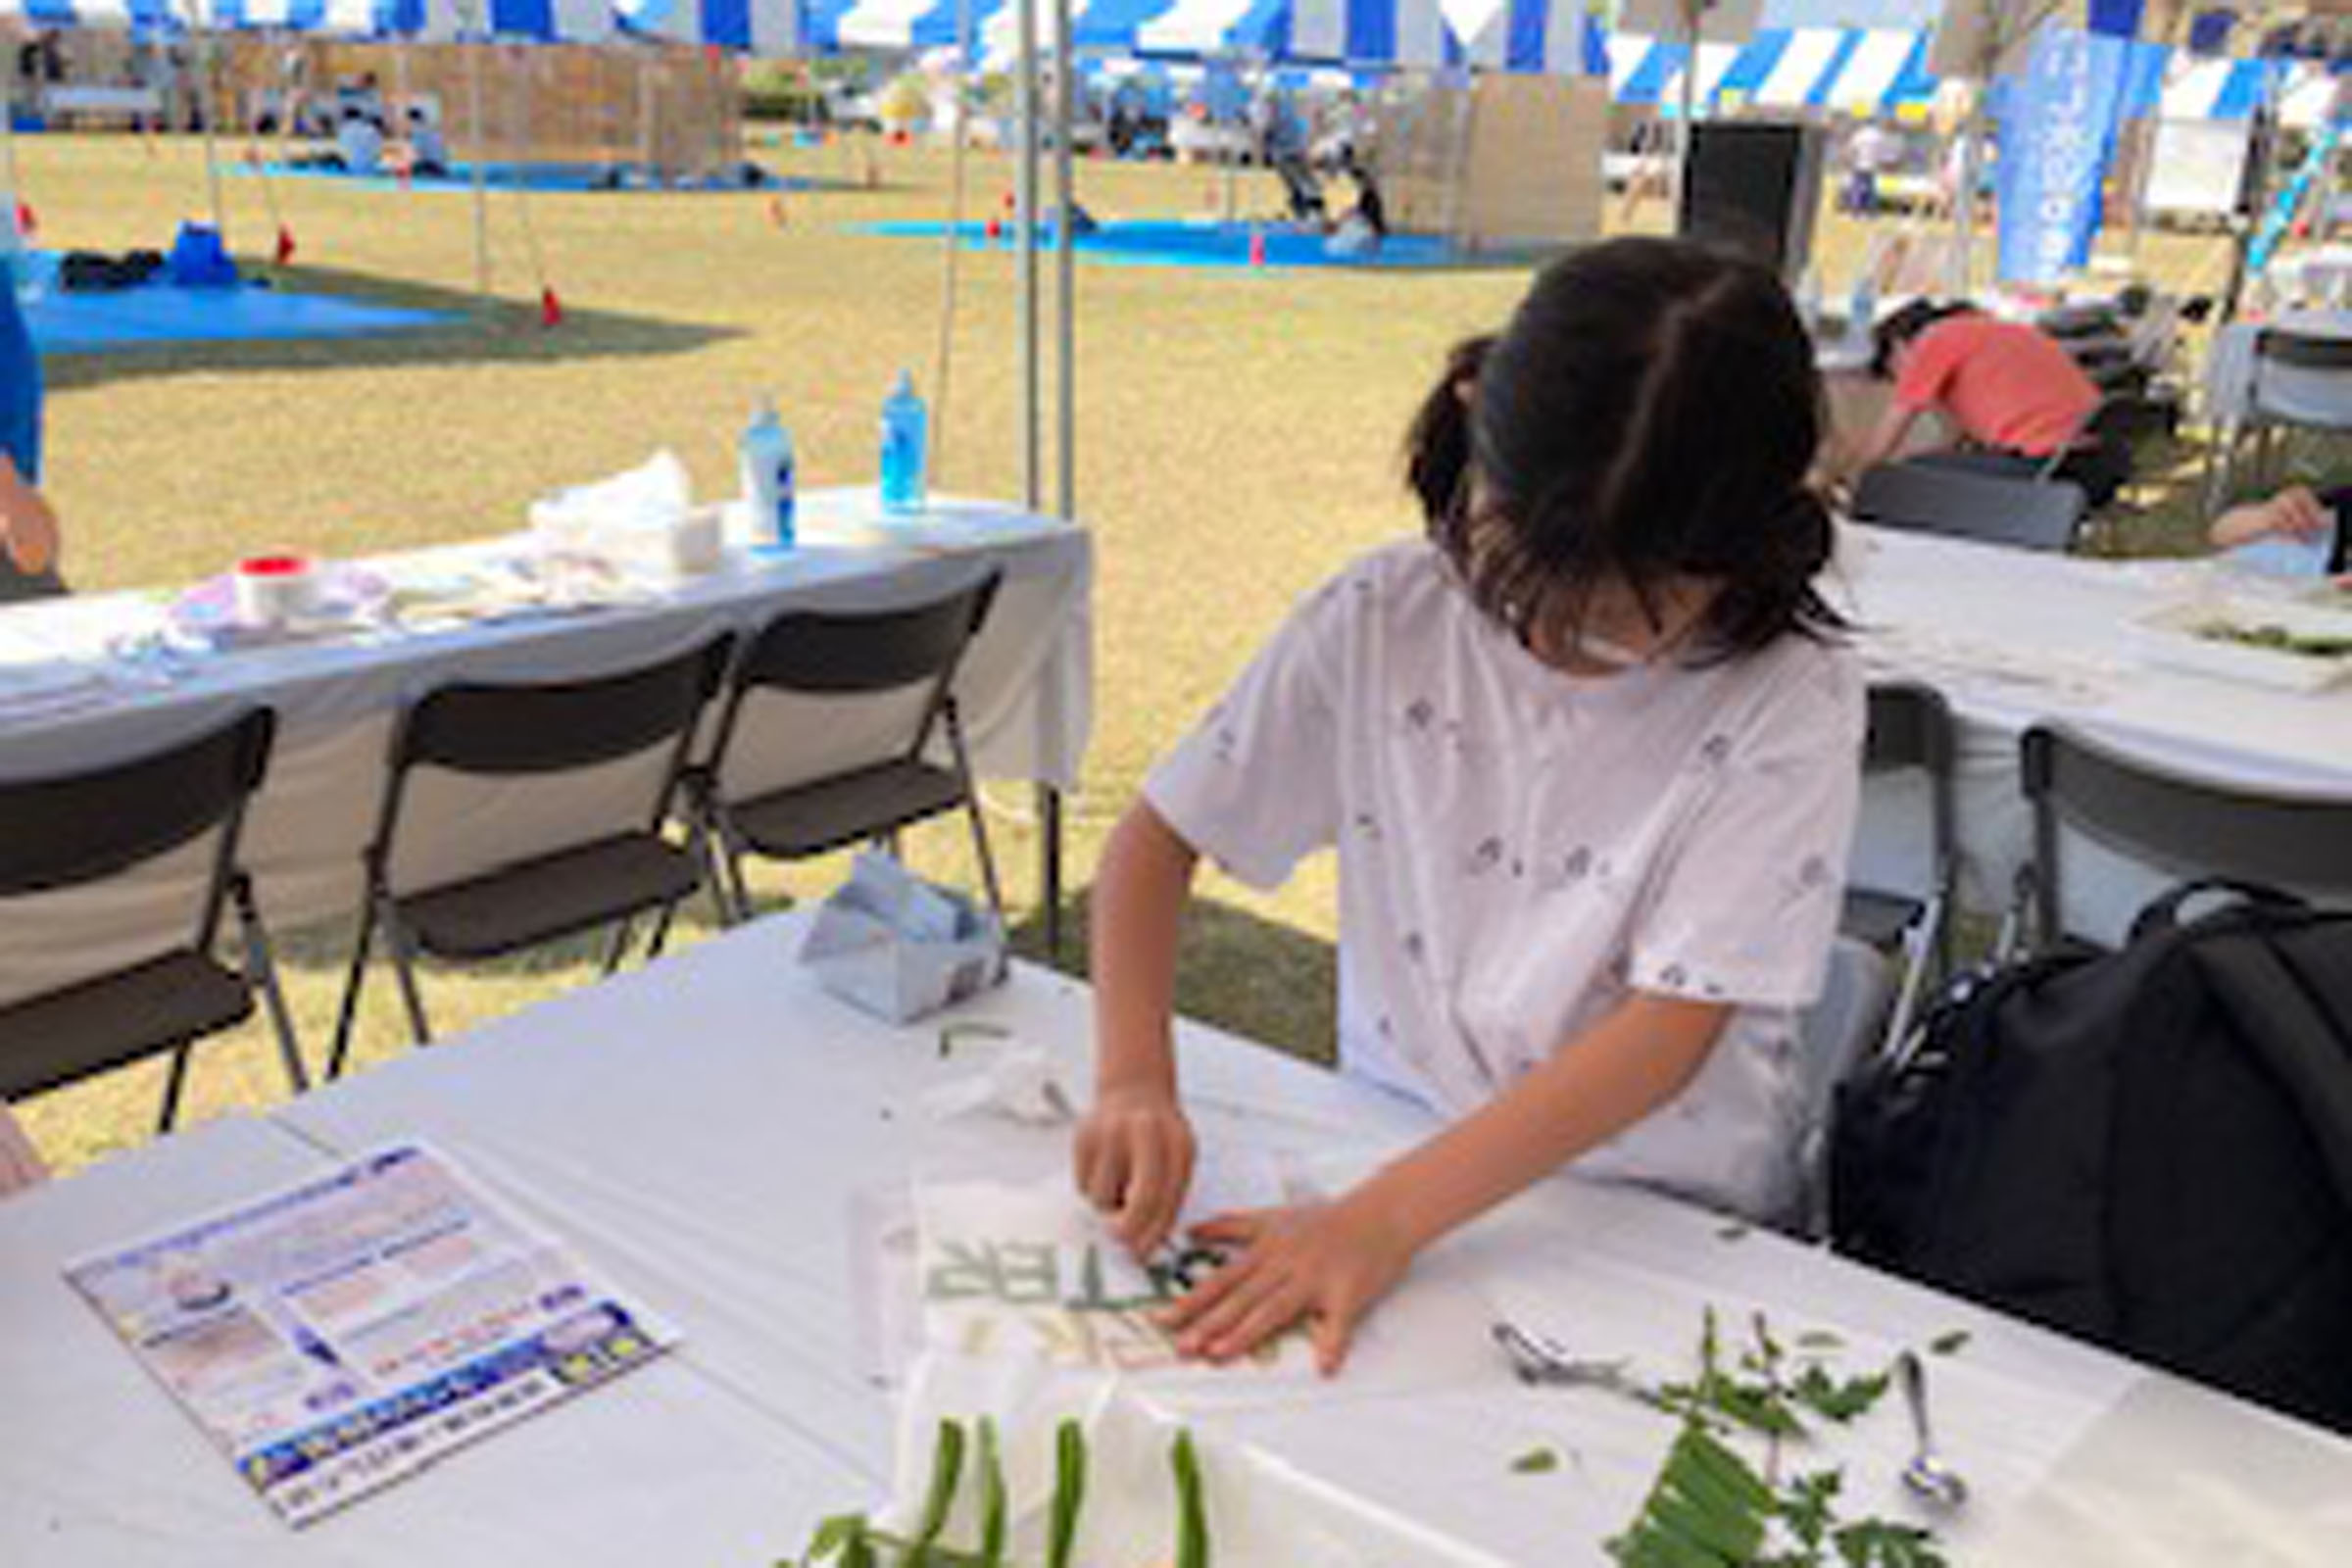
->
xmin=0 ymin=950 xmax=254 ymax=1102
xmin=1840 ymin=887 xmax=1925 ymax=951
xmin=398 ymin=834 xmax=704 ymax=960
xmin=726 ymin=760 xmax=968 ymax=860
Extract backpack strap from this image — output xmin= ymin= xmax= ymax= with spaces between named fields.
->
xmin=2192 ymin=922 xmax=2352 ymax=1217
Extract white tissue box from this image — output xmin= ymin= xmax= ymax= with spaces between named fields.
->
xmin=800 ymin=852 xmax=1005 ymax=1024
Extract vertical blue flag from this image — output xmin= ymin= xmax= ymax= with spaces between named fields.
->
xmin=1995 ymin=27 xmax=2132 ymax=284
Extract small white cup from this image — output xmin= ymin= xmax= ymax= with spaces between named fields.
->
xmin=668 ymin=508 xmax=724 ymax=575
xmin=233 ymin=555 xmax=319 ymax=627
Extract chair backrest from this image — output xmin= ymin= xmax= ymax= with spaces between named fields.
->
xmin=710 ymin=571 xmax=1003 ymax=780
xmin=1853 ymin=681 xmax=1956 ymax=900
xmin=1851 ymin=462 xmax=2085 ymax=553
xmin=2251 ymin=328 xmax=2352 ymax=428
xmin=374 ymin=634 xmax=733 ymax=865
xmin=2022 ymin=723 xmax=2352 ymax=950
xmin=0 ymin=707 xmax=273 ymax=898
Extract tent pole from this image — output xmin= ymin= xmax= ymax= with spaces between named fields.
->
xmin=1044 ymin=0 xmax=1075 ymax=957
xmin=1674 ymin=0 xmax=1698 ymax=217
xmin=198 ymin=8 xmax=227 ymax=235
xmin=469 ymin=26 xmax=490 ymax=303
xmin=1016 ymin=0 xmax=1040 ymax=509
xmin=2 ymin=44 xmax=19 ymax=215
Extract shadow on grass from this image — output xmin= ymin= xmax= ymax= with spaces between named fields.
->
xmin=1005 ymin=887 xmax=1337 ymax=1068
xmin=43 ymin=264 xmax=739 ymax=392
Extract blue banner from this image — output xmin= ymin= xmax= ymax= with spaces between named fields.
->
xmin=1995 ymin=27 xmax=2132 ymax=285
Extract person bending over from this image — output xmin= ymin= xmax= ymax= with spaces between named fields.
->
xmin=1074 ymin=238 xmax=1864 ymax=1374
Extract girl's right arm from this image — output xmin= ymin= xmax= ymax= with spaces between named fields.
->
xmin=0 ymin=454 xmax=58 ymax=576
xmin=1073 ymin=799 xmax=1200 ymax=1256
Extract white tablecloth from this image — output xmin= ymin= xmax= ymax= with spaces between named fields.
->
xmin=1839 ymin=525 xmax=2352 ymax=934
xmin=239 ymin=914 xmax=2352 ymax=1565
xmin=2203 ymin=309 xmax=2352 ymax=426
xmin=0 ymin=492 xmax=1092 ymax=1004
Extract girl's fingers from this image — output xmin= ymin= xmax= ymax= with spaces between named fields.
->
xmin=1077 ymin=1134 xmax=1127 ymax=1214
xmin=1310 ymin=1298 xmax=1361 ymax=1378
xmin=1132 ymin=1126 xmax=1191 ymax=1256
xmin=1187 ymin=1209 xmax=1268 ymax=1246
xmin=1205 ymin=1283 xmax=1310 ymax=1362
xmin=1161 ymin=1247 xmax=1263 ymax=1331
xmin=1177 ymin=1266 xmax=1291 ymax=1355
xmin=1119 ymin=1129 xmax=1164 ymax=1249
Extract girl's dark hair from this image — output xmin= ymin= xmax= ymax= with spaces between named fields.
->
xmin=1406 ymin=237 xmax=1841 ymax=662
xmin=1870 ymin=297 xmax=1976 ymax=379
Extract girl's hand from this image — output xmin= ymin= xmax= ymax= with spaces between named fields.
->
xmin=2263 ymin=485 xmax=2331 ymax=542
xmin=1073 ymin=1083 xmax=1195 ymax=1257
xmin=1160 ymin=1196 xmax=1417 ymax=1377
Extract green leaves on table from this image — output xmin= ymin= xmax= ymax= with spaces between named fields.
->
xmin=1607 ymin=1420 xmax=1774 ymax=1566
xmin=1510 ymin=1446 xmax=1562 ymax=1475
xmin=795 ymin=1415 xmax=1209 ymax=1568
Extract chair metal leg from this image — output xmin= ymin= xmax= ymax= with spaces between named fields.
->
xmin=157 ymin=1045 xmax=193 ymax=1136
xmin=647 ymin=899 xmax=679 ymax=958
xmin=600 ymin=916 xmax=637 ymax=977
xmin=233 ymin=877 xmax=309 ymax=1096
xmin=382 ymin=899 xmax=433 ymax=1046
xmin=325 ymin=891 xmax=380 ymax=1082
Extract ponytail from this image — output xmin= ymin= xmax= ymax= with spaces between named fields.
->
xmin=1404 ymin=335 xmax=1494 ymax=529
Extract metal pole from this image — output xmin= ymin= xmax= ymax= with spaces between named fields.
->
xmin=1674 ymin=0 xmax=1699 ymax=219
xmin=469 ymin=29 xmax=490 ymax=302
xmin=1 ymin=47 xmax=19 ymax=211
xmin=198 ymin=7 xmax=227 ymax=236
xmin=1041 ymin=0 xmax=1075 ymax=956
xmin=1016 ymin=0 xmax=1041 ymax=509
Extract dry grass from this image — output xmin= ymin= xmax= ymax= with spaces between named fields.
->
xmin=12 ymin=130 xmax=2249 ymax=1171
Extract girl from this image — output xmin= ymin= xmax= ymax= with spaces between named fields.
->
xmin=1073 ymin=238 xmax=1864 ymax=1375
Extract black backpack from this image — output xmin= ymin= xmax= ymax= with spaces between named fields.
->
xmin=1831 ymin=881 xmax=2352 ymax=1433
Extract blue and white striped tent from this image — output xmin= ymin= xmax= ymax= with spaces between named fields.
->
xmin=610 ymin=0 xmax=797 ymax=52
xmin=1606 ymin=25 xmax=1935 ymax=115
xmin=0 ymin=0 xmax=792 ymax=48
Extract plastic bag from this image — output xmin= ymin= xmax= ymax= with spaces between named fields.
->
xmin=801 ymin=852 xmax=1005 ymax=1024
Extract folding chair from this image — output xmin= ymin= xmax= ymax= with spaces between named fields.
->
xmin=1843 ymin=682 xmax=1956 ymax=1055
xmin=2207 ymin=327 xmax=2352 ymax=514
xmin=325 ymin=634 xmax=734 ymax=1079
xmin=2021 ymin=723 xmax=2352 ymax=954
xmin=696 ymin=571 xmax=1004 ymax=928
xmin=1851 ymin=461 xmax=2086 ymax=553
xmin=0 ymin=708 xmax=303 ymax=1133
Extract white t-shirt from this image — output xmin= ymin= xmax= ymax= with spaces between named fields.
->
xmin=1147 ymin=541 xmax=1864 ymax=1220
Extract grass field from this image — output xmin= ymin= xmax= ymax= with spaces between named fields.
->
xmin=10 ymin=129 xmax=2252 ymax=1171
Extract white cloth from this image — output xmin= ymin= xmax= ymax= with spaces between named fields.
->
xmin=1146 ymin=543 xmax=1865 ymax=1220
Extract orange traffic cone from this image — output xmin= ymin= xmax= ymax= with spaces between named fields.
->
xmin=1249 ymin=229 xmax=1267 ymax=267
xmin=14 ymin=200 xmax=34 ymax=238
xmin=274 ymin=224 xmax=298 ymax=267
xmin=539 ymin=286 xmax=564 ymax=328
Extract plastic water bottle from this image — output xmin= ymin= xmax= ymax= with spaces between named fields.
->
xmin=1796 ymin=270 xmax=1823 ymax=338
xmin=1846 ymin=270 xmax=1879 ymax=354
xmin=738 ymin=396 xmax=795 ymax=551
xmin=879 ymin=370 xmax=928 ymax=514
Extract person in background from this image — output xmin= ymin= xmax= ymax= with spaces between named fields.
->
xmin=403 ymin=104 xmax=450 ymax=179
xmin=0 ymin=258 xmax=60 ymax=604
xmin=1851 ymin=299 xmax=2128 ymax=506
xmin=335 ymin=104 xmax=386 ymax=175
xmin=1074 ymin=238 xmax=1862 ymax=1374
xmin=1843 ymin=119 xmax=1900 ymax=215
xmin=2210 ymin=484 xmax=2348 ymax=578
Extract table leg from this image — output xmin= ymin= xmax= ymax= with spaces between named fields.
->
xmin=1039 ymin=782 xmax=1064 ymax=958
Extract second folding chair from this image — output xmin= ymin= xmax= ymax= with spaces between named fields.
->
xmin=325 ymin=634 xmax=735 ymax=1080
xmin=695 ymin=571 xmax=1004 ymax=927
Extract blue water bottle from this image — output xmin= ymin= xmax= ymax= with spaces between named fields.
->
xmin=739 ymin=396 xmax=795 ymax=551
xmin=879 ymin=369 xmax=928 ymax=514
xmin=1845 ymin=270 xmax=1879 ymax=355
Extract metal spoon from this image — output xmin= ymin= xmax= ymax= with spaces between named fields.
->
xmin=1491 ymin=1321 xmax=1632 ymax=1391
xmin=1896 ymin=1349 xmax=1969 ymax=1510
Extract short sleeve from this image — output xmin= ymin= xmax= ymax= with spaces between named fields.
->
xmin=1892 ymin=323 xmax=1961 ymax=413
xmin=1144 ymin=576 xmax=1349 ymax=891
xmin=1628 ymin=650 xmax=1865 ymax=1009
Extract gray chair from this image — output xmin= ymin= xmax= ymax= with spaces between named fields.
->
xmin=2208 ymin=328 xmax=2352 ymax=511
xmin=1851 ymin=461 xmax=2086 ymax=553
xmin=0 ymin=708 xmax=304 ymax=1132
xmin=1844 ymin=682 xmax=1957 ymax=1054
xmin=325 ymin=635 xmax=734 ymax=1079
xmin=2021 ymin=723 xmax=2352 ymax=953
xmin=1791 ymin=935 xmax=1897 ymax=1238
xmin=696 ymin=572 xmax=1004 ymax=927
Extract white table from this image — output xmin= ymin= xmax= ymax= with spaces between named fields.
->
xmin=0 ymin=491 xmax=1091 ymax=1005
xmin=1839 ymin=525 xmax=2352 ymax=930
xmin=222 ymin=914 xmax=2352 ymax=1564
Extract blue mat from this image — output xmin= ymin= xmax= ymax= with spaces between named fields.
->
xmin=852 ymin=219 xmax=1494 ymax=271
xmin=236 ymin=160 xmax=822 ymax=195
xmin=27 ymin=282 xmax=451 ymax=355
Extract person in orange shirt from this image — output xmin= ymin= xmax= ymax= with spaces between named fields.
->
xmin=1849 ymin=300 xmax=2128 ymax=506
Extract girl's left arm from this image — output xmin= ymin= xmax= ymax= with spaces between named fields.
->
xmin=1163 ymin=992 xmax=1728 ymax=1375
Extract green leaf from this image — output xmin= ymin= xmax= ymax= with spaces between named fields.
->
xmin=974 ymin=1418 xmax=1007 ymax=1567
xmin=1778 ymin=1468 xmax=1843 ymax=1548
xmin=1510 ymin=1446 xmax=1561 ymax=1474
xmin=1789 ymin=1365 xmax=1891 ymax=1425
xmin=1047 ymin=1419 xmax=1087 ymax=1568
xmin=1716 ymin=1223 xmax=1752 ymax=1243
xmin=907 ymin=1418 xmax=965 ymax=1562
xmin=1608 ymin=1419 xmax=1774 ymax=1567
xmin=1172 ymin=1429 xmax=1210 ymax=1568
xmin=1833 ymin=1518 xmax=1948 ymax=1568
xmin=800 ymin=1512 xmax=869 ymax=1564
xmin=1927 ymin=1331 xmax=1971 ymax=1357
xmin=1794 ymin=1330 xmax=1845 ymax=1352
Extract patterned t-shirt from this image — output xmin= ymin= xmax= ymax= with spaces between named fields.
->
xmin=1147 ymin=540 xmax=1865 ymax=1220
